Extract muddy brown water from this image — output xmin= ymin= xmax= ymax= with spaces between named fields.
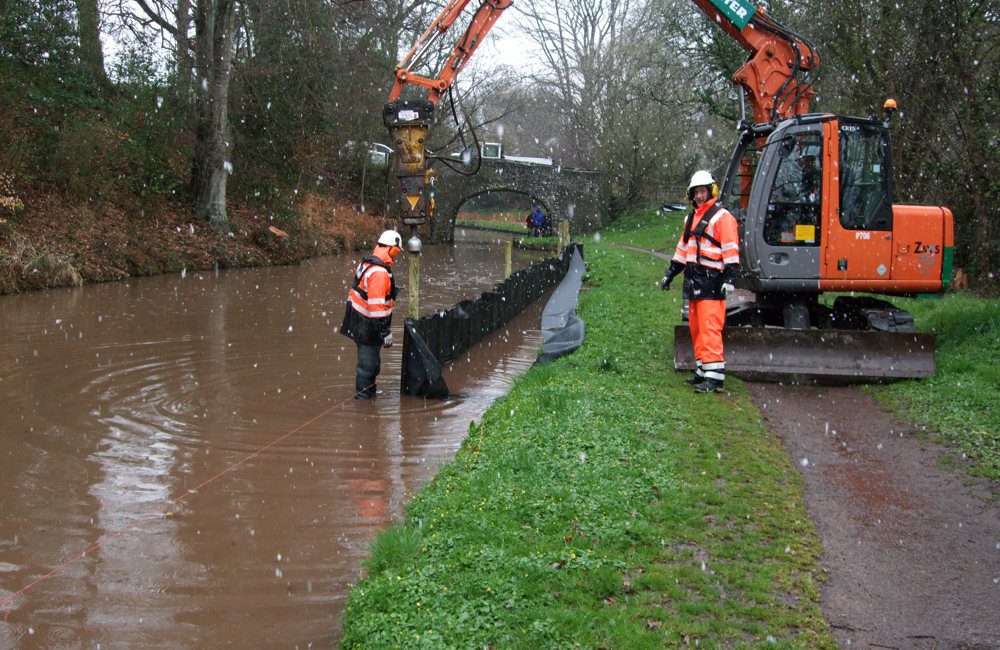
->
xmin=0 ymin=229 xmax=550 ymax=648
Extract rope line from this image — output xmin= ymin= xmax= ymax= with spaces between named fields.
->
xmin=1 ymin=383 xmax=375 ymax=619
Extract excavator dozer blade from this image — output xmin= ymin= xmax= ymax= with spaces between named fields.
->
xmin=673 ymin=326 xmax=936 ymax=381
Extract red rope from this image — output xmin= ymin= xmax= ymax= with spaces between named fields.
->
xmin=1 ymin=383 xmax=376 ymax=619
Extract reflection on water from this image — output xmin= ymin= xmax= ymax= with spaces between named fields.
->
xmin=0 ymin=232 xmax=549 ymax=647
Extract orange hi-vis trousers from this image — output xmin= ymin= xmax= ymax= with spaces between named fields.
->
xmin=688 ymin=299 xmax=726 ymax=382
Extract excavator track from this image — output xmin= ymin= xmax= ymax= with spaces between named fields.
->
xmin=673 ymin=325 xmax=936 ymax=382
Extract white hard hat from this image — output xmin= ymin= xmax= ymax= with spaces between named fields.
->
xmin=377 ymin=229 xmax=403 ymax=248
xmin=687 ymin=170 xmax=717 ymax=201
xmin=688 ymin=170 xmax=716 ymax=191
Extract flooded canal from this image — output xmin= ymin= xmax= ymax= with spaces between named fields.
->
xmin=0 ymin=230 xmax=550 ymax=647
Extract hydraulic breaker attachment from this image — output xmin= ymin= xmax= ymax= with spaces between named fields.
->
xmin=384 ymin=99 xmax=435 ymax=226
xmin=673 ymin=325 xmax=936 ymax=381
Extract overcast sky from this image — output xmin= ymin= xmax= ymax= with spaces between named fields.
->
xmin=470 ymin=22 xmax=541 ymax=75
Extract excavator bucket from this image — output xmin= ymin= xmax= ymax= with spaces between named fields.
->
xmin=673 ymin=325 xmax=936 ymax=381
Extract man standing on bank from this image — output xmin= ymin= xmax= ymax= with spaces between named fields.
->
xmin=661 ymin=171 xmax=740 ymax=393
xmin=341 ymin=229 xmax=403 ymax=399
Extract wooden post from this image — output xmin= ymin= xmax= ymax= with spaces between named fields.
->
xmin=408 ymin=252 xmax=420 ymax=320
xmin=557 ymin=219 xmax=569 ymax=251
xmin=504 ymin=239 xmax=513 ymax=279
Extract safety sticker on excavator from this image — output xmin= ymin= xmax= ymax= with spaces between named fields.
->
xmin=795 ymin=224 xmax=816 ymax=243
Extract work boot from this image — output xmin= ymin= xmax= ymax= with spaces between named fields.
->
xmin=354 ymin=384 xmax=377 ymax=399
xmin=685 ymin=373 xmax=704 ymax=385
xmin=693 ymin=379 xmax=724 ymax=393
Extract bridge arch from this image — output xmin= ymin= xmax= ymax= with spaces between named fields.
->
xmin=426 ymin=159 xmax=607 ymax=243
xmin=452 ymin=188 xmax=552 ymax=226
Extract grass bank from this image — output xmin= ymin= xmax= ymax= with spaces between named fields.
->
xmin=340 ymin=208 xmax=834 ymax=647
xmin=867 ymin=293 xmax=1000 ymax=477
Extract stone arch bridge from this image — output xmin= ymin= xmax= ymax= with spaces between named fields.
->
xmin=426 ymin=159 xmax=607 ymax=243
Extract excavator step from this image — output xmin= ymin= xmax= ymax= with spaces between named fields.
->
xmin=673 ymin=325 xmax=936 ymax=381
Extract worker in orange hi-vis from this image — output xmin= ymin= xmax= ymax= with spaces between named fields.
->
xmin=341 ymin=230 xmax=402 ymax=399
xmin=661 ymin=170 xmax=741 ymax=393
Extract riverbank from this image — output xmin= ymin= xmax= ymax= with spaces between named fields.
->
xmin=339 ymin=208 xmax=998 ymax=647
xmin=340 ymin=211 xmax=837 ymax=647
xmin=0 ymin=190 xmax=388 ymax=294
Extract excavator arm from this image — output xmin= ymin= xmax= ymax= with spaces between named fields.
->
xmin=385 ymin=0 xmax=513 ymax=232
xmin=690 ymin=0 xmax=819 ymax=125
xmin=389 ymin=0 xmax=513 ymax=105
xmin=382 ymin=0 xmax=815 ymax=234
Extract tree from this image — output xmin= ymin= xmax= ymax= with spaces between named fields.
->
xmin=74 ymin=0 xmax=110 ymax=90
xmin=803 ymin=0 xmax=998 ymax=290
xmin=514 ymin=0 xmax=730 ymax=209
xmin=190 ymin=0 xmax=236 ymax=231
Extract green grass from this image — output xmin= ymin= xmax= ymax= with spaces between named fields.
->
xmin=867 ymin=293 xmax=1000 ymax=477
xmin=456 ymin=219 xmax=559 ymax=251
xmin=455 ymin=219 xmax=528 ymax=234
xmin=340 ymin=208 xmax=834 ymax=648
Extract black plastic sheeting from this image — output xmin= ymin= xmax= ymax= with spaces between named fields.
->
xmin=536 ymin=246 xmax=586 ymax=364
xmin=401 ymin=244 xmax=582 ymax=397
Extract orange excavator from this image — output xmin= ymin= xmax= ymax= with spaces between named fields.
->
xmin=384 ymin=0 xmax=954 ymax=379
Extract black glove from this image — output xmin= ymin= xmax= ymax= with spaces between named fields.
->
xmin=661 ymin=261 xmax=683 ymax=291
xmin=721 ymin=263 xmax=739 ymax=296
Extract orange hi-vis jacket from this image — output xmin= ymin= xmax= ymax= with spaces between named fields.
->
xmin=341 ymin=246 xmax=397 ymax=345
xmin=670 ymin=198 xmax=740 ymax=301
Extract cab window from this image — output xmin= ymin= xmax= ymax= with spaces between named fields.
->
xmin=839 ymin=124 xmax=892 ymax=230
xmin=763 ymin=132 xmax=822 ymax=246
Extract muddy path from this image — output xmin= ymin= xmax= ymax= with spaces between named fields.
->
xmin=746 ymin=383 xmax=1000 ymax=649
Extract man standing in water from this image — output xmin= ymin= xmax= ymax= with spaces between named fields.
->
xmin=341 ymin=230 xmax=403 ymax=398
xmin=661 ymin=170 xmax=740 ymax=393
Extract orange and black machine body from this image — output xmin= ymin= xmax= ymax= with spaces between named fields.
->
xmin=719 ymin=114 xmax=954 ymax=327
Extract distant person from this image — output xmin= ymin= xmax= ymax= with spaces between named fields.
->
xmin=341 ymin=230 xmax=402 ymax=399
xmin=660 ymin=170 xmax=740 ymax=393
xmin=530 ymin=204 xmax=547 ymax=236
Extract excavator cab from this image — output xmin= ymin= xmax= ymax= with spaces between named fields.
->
xmin=720 ymin=113 xmax=952 ymax=331
xmin=723 ymin=117 xmax=832 ymax=296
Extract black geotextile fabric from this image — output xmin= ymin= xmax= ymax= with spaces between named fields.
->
xmin=537 ymin=246 xmax=586 ymax=364
xmin=401 ymin=320 xmax=450 ymax=398
xmin=401 ymin=243 xmax=582 ymax=398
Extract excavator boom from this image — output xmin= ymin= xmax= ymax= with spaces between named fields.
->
xmin=389 ymin=0 xmax=513 ymax=105
xmin=691 ymin=0 xmax=819 ymax=125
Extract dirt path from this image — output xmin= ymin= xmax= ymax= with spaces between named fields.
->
xmin=746 ymin=383 xmax=1000 ymax=649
